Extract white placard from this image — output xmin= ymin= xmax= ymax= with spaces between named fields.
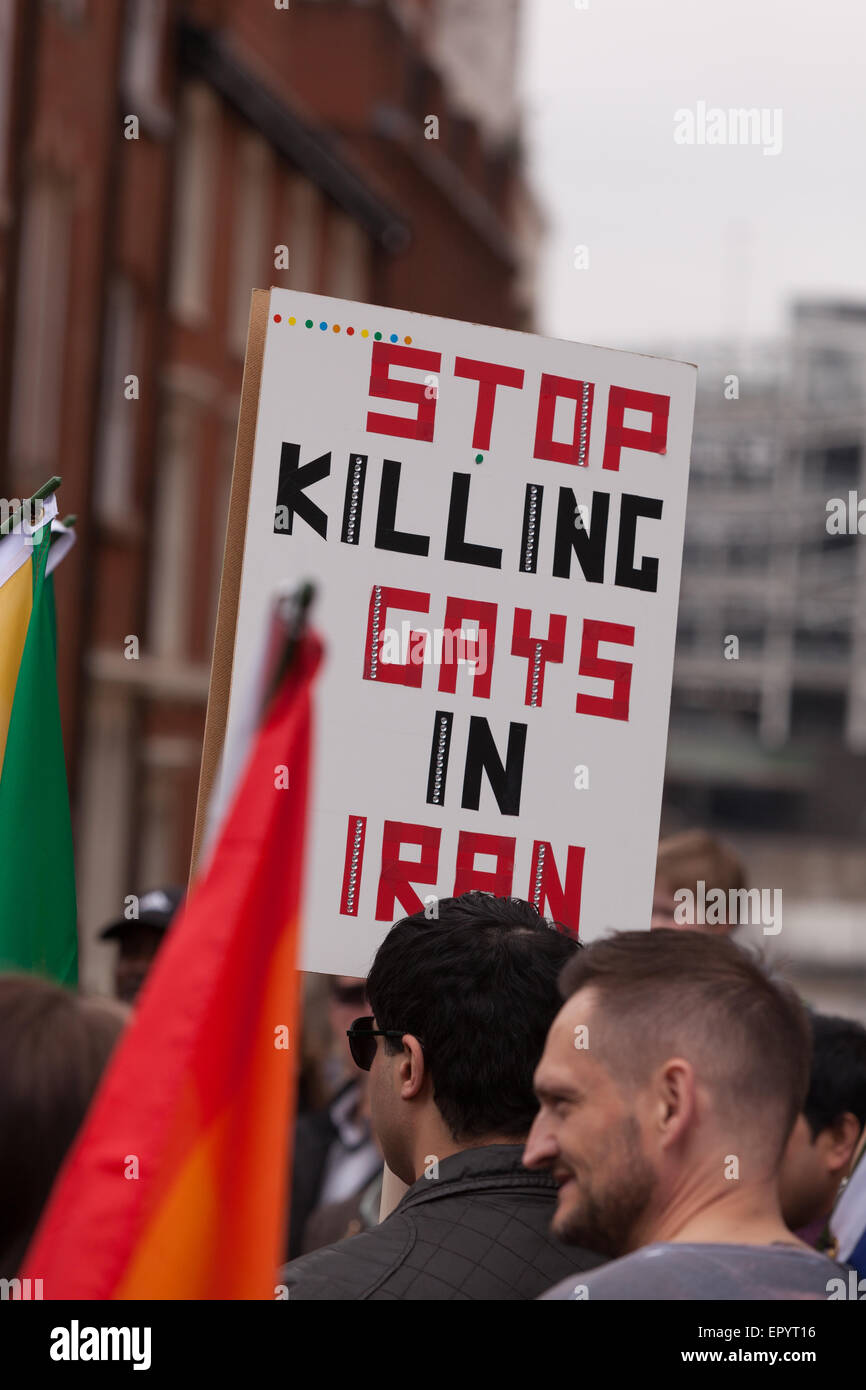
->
xmin=219 ymin=289 xmax=696 ymax=976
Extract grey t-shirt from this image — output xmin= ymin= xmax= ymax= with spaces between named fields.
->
xmin=541 ymin=1242 xmax=844 ymax=1300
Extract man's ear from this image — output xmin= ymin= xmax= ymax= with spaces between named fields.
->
xmin=653 ymin=1057 xmax=697 ymax=1149
xmin=397 ymin=1034 xmax=426 ymax=1100
xmin=823 ymin=1113 xmax=863 ymax=1175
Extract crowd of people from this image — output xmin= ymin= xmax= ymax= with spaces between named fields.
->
xmin=2 ymin=831 xmax=865 ymax=1301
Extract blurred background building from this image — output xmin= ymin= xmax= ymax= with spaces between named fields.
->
xmin=0 ymin=0 xmax=542 ymax=991
xmin=651 ymin=300 xmax=866 ymax=1021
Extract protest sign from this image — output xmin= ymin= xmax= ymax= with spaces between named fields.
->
xmin=197 ymin=288 xmax=696 ymax=975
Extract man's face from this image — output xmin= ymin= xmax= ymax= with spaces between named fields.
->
xmin=652 ymin=873 xmax=736 ymax=935
xmin=650 ymin=878 xmax=678 ymax=929
xmin=115 ymin=925 xmax=164 ymax=1003
xmin=330 ymin=977 xmax=369 ymax=1058
xmin=523 ymin=989 xmax=659 ymax=1257
xmin=778 ymin=1113 xmax=836 ymax=1231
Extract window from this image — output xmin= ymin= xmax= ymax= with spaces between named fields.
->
xmin=8 ymin=172 xmax=72 ymax=491
xmin=689 ymin=436 xmax=725 ymax=477
xmin=122 ymin=0 xmax=168 ymax=114
xmin=729 ymin=439 xmax=772 ymax=486
xmin=793 ymin=626 xmax=851 ymax=661
xmin=149 ymin=390 xmax=198 ymax=659
xmin=803 ymin=444 xmax=860 ymax=489
xmin=168 ymin=83 xmax=220 ymax=326
xmin=0 ymin=0 xmax=15 ymax=219
xmin=93 ymin=275 xmax=138 ymax=525
xmin=681 ymin=540 xmax=724 ymax=571
xmin=790 ymin=688 xmax=846 ymax=737
xmin=726 ymin=543 xmax=768 ymax=572
xmin=44 ymin=0 xmax=88 ymax=24
xmin=824 ymin=444 xmax=860 ymax=490
xmin=806 ymin=348 xmax=862 ymax=407
xmin=229 ymin=132 xmax=272 ymax=355
xmin=323 ymin=210 xmax=370 ymax=301
xmin=136 ymin=763 xmax=177 ymax=891
xmin=722 ymin=611 xmax=765 ymax=653
xmin=281 ymin=173 xmax=322 ymax=292
xmin=821 ymin=532 xmax=856 ymax=554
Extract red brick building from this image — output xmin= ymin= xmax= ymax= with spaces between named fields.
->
xmin=0 ymin=0 xmax=541 ymax=990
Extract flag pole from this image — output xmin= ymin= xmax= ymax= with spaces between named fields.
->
xmin=0 ymin=476 xmax=62 ymax=538
xmin=265 ymin=580 xmax=316 ymax=705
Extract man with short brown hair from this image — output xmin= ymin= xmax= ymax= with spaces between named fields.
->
xmin=526 ymin=929 xmax=845 ymax=1298
xmin=651 ymin=828 xmax=745 ymax=932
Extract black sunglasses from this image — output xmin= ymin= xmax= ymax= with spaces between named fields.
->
xmin=347 ymin=1015 xmax=413 ymax=1071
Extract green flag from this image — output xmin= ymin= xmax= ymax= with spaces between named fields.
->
xmin=0 ymin=526 xmax=77 ymax=983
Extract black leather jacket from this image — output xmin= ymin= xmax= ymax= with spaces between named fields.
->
xmin=279 ymin=1144 xmax=604 ymax=1300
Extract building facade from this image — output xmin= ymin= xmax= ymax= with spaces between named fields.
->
xmin=665 ymin=304 xmax=866 ymax=833
xmin=656 ymin=303 xmax=866 ymax=1021
xmin=0 ymin=0 xmax=541 ymax=990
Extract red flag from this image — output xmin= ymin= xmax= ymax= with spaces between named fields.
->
xmin=21 ymin=632 xmax=322 ymax=1298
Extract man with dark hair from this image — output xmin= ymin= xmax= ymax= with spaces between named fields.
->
xmin=779 ymin=1012 xmax=866 ymax=1242
xmin=279 ymin=892 xmax=602 ymax=1299
xmin=99 ymin=887 xmax=182 ymax=1003
xmin=527 ymin=929 xmax=845 ymax=1299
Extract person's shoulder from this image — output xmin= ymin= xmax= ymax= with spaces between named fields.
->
xmin=539 ymin=1251 xmax=653 ymax=1301
xmin=278 ymin=1210 xmax=414 ymax=1301
xmin=542 ymin=1244 xmax=724 ymax=1300
xmin=540 ymin=1242 xmax=845 ymax=1302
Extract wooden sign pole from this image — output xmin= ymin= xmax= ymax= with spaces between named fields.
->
xmin=189 ymin=289 xmax=270 ymax=880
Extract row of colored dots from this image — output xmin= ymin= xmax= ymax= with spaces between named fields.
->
xmin=272 ymin=313 xmax=411 ymax=345
xmin=271 ymin=310 xmax=483 ymax=464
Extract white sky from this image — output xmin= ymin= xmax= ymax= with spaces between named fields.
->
xmin=519 ymin=0 xmax=866 ymax=350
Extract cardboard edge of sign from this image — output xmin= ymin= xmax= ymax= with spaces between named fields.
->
xmin=189 ymin=288 xmax=270 ymax=881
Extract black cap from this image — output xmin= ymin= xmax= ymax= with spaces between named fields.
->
xmin=100 ymin=887 xmax=183 ymax=941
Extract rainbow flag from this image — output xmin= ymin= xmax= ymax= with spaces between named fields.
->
xmin=0 ymin=512 xmax=76 ymax=983
xmin=20 ymin=630 xmax=322 ymax=1298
